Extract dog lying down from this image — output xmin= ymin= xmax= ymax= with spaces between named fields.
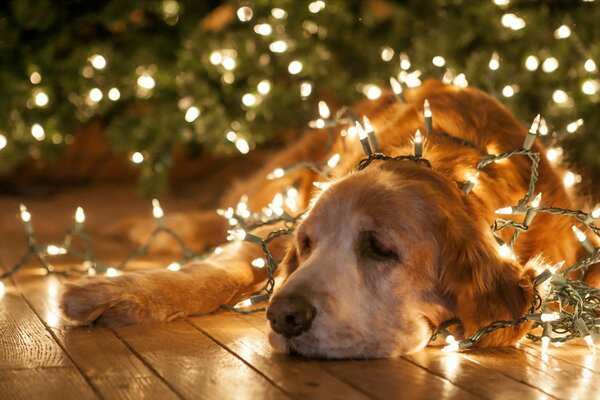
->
xmin=61 ymin=80 xmax=599 ymax=359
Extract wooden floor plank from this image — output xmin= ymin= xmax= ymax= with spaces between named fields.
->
xmin=520 ymin=341 xmax=600 ymax=374
xmin=405 ymin=348 xmax=553 ymax=400
xmin=190 ymin=312 xmax=374 ymax=400
xmin=215 ymin=312 xmax=477 ymax=400
xmin=461 ymin=347 xmax=600 ymax=399
xmin=115 ymin=320 xmax=291 ymax=400
xmin=10 ymin=271 xmax=180 ymax=400
xmin=0 ymin=367 xmax=97 ymax=400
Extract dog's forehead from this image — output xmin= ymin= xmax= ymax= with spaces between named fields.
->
xmin=304 ymin=168 xmax=432 ymax=235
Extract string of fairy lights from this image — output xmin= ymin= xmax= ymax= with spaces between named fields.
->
xmin=2 ymin=75 xmax=599 ymax=355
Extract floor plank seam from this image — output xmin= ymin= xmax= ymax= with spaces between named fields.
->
xmin=109 ymin=327 xmax=186 ymax=400
xmin=401 ymin=357 xmax=485 ymax=399
xmin=184 ymin=318 xmax=301 ymax=400
xmin=11 ymin=276 xmax=104 ymax=400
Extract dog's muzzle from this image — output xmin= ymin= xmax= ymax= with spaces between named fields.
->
xmin=267 ymin=295 xmax=316 ymax=338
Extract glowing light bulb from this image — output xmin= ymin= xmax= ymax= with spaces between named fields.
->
xmin=20 ymin=204 xmax=31 ymax=222
xmin=106 ymin=267 xmax=119 ymax=277
xmin=591 ymin=208 xmax=600 ymax=219
xmin=554 ymin=25 xmax=571 ymax=39
xmin=364 ymin=84 xmax=382 ymax=100
xmin=228 ymin=229 xmax=247 ymax=241
xmin=167 ymin=262 xmax=181 ymax=272
xmin=563 ymin=171 xmax=580 ymax=187
xmin=0 ymin=281 xmax=5 ymax=296
xmin=432 ymin=56 xmax=446 ymax=67
xmin=566 ymin=119 xmax=583 ymax=133
xmin=108 ymin=88 xmax=121 ymax=101
xmin=254 ymin=23 xmax=272 ymax=36
xmin=209 ymin=51 xmax=223 ymax=65
xmin=30 ymin=72 xmax=42 ymax=84
xmin=399 ymin=53 xmax=411 ymax=70
xmin=552 ymin=90 xmax=568 ymax=104
xmin=288 ymin=60 xmax=303 ymax=75
xmin=318 ymin=101 xmax=331 ymax=119
xmin=267 ymin=168 xmax=285 ymax=180
xmin=235 ymin=138 xmax=250 ymax=154
xmin=46 ymin=245 xmax=67 ymax=255
xmin=489 ymin=52 xmax=500 ymax=70
xmin=269 ymin=40 xmax=288 ymax=53
xmin=75 ymin=207 xmax=85 ymax=224
xmin=572 ymin=225 xmax=588 ymax=242
xmin=0 ymin=134 xmax=7 ymax=150
xmin=355 ymin=121 xmax=367 ymax=140
xmin=308 ymin=1 xmax=325 ymax=13
xmin=300 ymin=82 xmax=312 ymax=98
xmin=494 ymin=0 xmax=510 ymax=5
xmin=152 ymin=199 xmax=164 ymax=219
xmin=257 ymin=80 xmax=271 ymax=95
xmin=34 ymin=90 xmax=49 ymax=107
xmin=88 ymin=88 xmax=103 ymax=103
xmin=242 ymin=93 xmax=257 ymax=107
xmin=235 ymin=298 xmax=253 ymax=308
xmin=531 ymin=192 xmax=542 ymax=208
xmin=251 ymin=258 xmax=266 ymax=268
xmin=327 ymin=153 xmax=340 ymax=168
xmin=413 ymin=129 xmax=423 ymax=158
xmin=541 ymin=312 xmax=560 ymax=322
xmin=222 ymin=57 xmax=236 ymax=70
xmin=423 ymin=99 xmax=432 ymax=118
xmin=502 ymin=85 xmax=515 ymax=97
xmin=31 ymin=124 xmax=45 ymax=141
xmin=539 ymin=118 xmax=549 ymax=136
xmin=137 ymin=74 xmax=155 ymax=89
xmin=90 ymin=54 xmax=107 ymax=69
xmin=495 ymin=206 xmax=514 ymax=215
xmin=226 ymin=131 xmax=237 ymax=142
xmin=271 ymin=8 xmax=287 ymax=19
xmin=214 ymin=246 xmax=224 ymax=255
xmin=525 ymin=55 xmax=539 ymax=71
xmin=185 ymin=106 xmax=200 ymax=122
xmin=453 ymin=73 xmax=468 ymax=88
xmin=582 ymin=79 xmax=599 ymax=95
xmin=237 ymin=6 xmax=253 ymax=21
xmin=501 ymin=13 xmax=526 ymax=30
xmin=380 ymin=47 xmax=394 ymax=62
xmin=131 ymin=152 xmax=144 ymax=164
xmin=389 ymin=77 xmax=403 ymax=99
xmin=542 ymin=57 xmax=559 ymax=73
xmin=584 ymin=59 xmax=597 ymax=73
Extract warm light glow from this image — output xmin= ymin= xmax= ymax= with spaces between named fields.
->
xmin=308 ymin=1 xmax=325 ymax=13
xmin=525 ymin=55 xmax=539 ymax=71
xmin=106 ymin=267 xmax=119 ymax=277
xmin=20 ymin=204 xmax=31 ymax=222
xmin=236 ymin=6 xmax=253 ymax=22
xmin=541 ymin=312 xmax=560 ymax=322
xmin=495 ymin=206 xmax=514 ymax=215
xmin=498 ymin=244 xmax=516 ymax=260
xmin=584 ymin=335 xmax=596 ymax=353
xmin=131 ymin=151 xmax=144 ymax=164
xmin=235 ymin=138 xmax=250 ymax=154
xmin=214 ymin=246 xmax=224 ymax=255
xmin=167 ymin=262 xmax=181 ymax=271
xmin=75 ymin=207 xmax=85 ymax=224
xmin=432 ymin=56 xmax=446 ymax=67
xmin=489 ymin=52 xmax=500 ymax=70
xmin=327 ymin=153 xmax=341 ymax=168
xmin=31 ymin=124 xmax=45 ymax=141
xmin=542 ymin=57 xmax=559 ymax=73
xmin=423 ymin=99 xmax=432 ymax=118
xmin=257 ymin=80 xmax=271 ymax=95
xmin=399 ymin=53 xmax=411 ymax=70
xmin=46 ymin=245 xmax=67 ymax=256
xmin=582 ymin=79 xmax=599 ymax=95
xmin=563 ymin=171 xmax=580 ymax=187
xmin=355 ymin=121 xmax=367 ymax=140
xmin=584 ymin=59 xmax=597 ymax=73
xmin=182 ymin=106 xmax=199 ymax=122
xmin=414 ymin=129 xmax=423 ymax=144
xmin=34 ymin=90 xmax=49 ymax=107
xmin=226 ymin=131 xmax=237 ymax=142
xmin=572 ymin=225 xmax=588 ymax=242
xmin=222 ymin=56 xmax=236 ymax=70
xmin=442 ymin=342 xmax=459 ymax=353
xmin=0 ymin=281 xmax=5 ymax=296
xmin=152 ymin=199 xmax=164 ymax=219
xmin=251 ymin=258 xmax=266 ymax=268
xmin=267 ymin=168 xmax=285 ymax=180
xmin=269 ymin=40 xmax=288 ymax=53
xmin=0 ymin=134 xmax=6 ymax=151
xmin=318 ymin=101 xmax=330 ymax=119
xmin=364 ymin=84 xmax=382 ymax=100
xmin=390 ymin=76 xmax=403 ymax=95
xmin=539 ymin=118 xmax=549 ymax=136
xmin=380 ymin=47 xmax=394 ymax=62
xmin=88 ymin=88 xmax=103 ymax=102
xmin=209 ymin=51 xmax=223 ymax=65
xmin=242 ymin=93 xmax=257 ymax=107
xmin=591 ymin=207 xmax=600 ymax=219
xmin=288 ymin=60 xmax=303 ymax=75
xmin=108 ymin=87 xmax=121 ymax=101
xmin=552 ymin=90 xmax=568 ymax=104
xmin=300 ymin=82 xmax=313 ymax=98
xmin=502 ymin=85 xmax=515 ymax=97
xmin=566 ymin=119 xmax=584 ymax=133
xmin=494 ymin=0 xmax=510 ymax=5
xmin=531 ymin=192 xmax=542 ymax=208
xmin=90 ymin=54 xmax=107 ymax=70
xmin=254 ymin=23 xmax=272 ymax=36
xmin=235 ymin=298 xmax=253 ymax=308
xmin=501 ymin=13 xmax=526 ymax=30
xmin=554 ymin=25 xmax=571 ymax=39
xmin=137 ymin=74 xmax=156 ymax=89
xmin=453 ymin=73 xmax=468 ymax=88
xmin=228 ymin=229 xmax=247 ymax=241
xmin=30 ymin=71 xmax=42 ymax=84
xmin=271 ymin=8 xmax=287 ymax=19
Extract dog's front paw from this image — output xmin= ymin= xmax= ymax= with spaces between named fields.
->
xmin=61 ymin=276 xmax=160 ymax=327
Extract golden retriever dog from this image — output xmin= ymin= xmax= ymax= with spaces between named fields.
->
xmin=61 ymin=80 xmax=599 ymax=358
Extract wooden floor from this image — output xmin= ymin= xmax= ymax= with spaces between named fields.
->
xmin=1 ymin=184 xmax=599 ymax=400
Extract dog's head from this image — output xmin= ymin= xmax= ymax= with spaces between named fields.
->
xmin=267 ymin=161 xmax=535 ymax=358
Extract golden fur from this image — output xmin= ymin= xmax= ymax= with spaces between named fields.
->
xmin=61 ymin=80 xmax=599 ymax=358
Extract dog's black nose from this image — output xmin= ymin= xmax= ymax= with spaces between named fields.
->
xmin=267 ymin=295 xmax=316 ymax=338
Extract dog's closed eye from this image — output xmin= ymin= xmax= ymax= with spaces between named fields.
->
xmin=297 ymin=234 xmax=313 ymax=257
xmin=361 ymin=231 xmax=400 ymax=263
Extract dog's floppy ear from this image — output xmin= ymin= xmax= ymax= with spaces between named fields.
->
xmin=439 ymin=215 xmax=536 ymax=347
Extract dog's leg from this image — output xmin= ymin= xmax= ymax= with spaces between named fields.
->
xmin=61 ymin=229 xmax=290 ymax=327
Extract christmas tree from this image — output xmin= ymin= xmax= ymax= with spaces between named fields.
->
xmin=1 ymin=0 xmax=599 ymax=195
